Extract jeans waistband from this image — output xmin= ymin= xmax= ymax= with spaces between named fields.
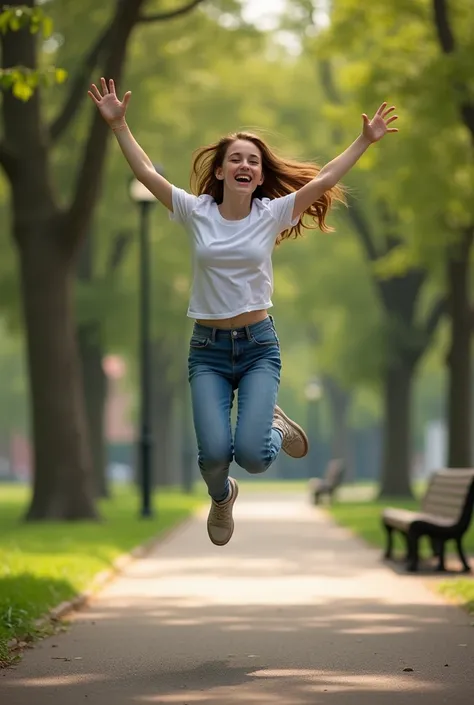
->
xmin=193 ymin=315 xmax=275 ymax=342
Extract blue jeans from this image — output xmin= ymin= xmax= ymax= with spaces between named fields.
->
xmin=188 ymin=316 xmax=283 ymax=501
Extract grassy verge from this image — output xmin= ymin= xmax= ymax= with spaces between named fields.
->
xmin=0 ymin=483 xmax=204 ymax=666
xmin=326 ymin=495 xmax=474 ymax=616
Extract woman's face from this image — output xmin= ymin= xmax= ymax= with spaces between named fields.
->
xmin=216 ymin=139 xmax=264 ymax=195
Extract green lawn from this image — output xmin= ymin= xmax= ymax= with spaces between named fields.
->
xmin=0 ymin=483 xmax=204 ymax=666
xmin=327 ymin=495 xmax=474 ymax=615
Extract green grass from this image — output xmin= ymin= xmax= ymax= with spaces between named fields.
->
xmin=0 ymin=483 xmax=204 ymax=666
xmin=327 ymin=494 xmax=474 ymax=616
xmin=438 ymin=579 xmax=474 ymax=615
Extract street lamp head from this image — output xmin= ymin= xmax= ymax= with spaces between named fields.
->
xmin=305 ymin=378 xmax=322 ymax=402
xmin=129 ymin=163 xmax=165 ymax=204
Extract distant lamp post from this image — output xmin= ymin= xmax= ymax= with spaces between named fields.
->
xmin=129 ymin=165 xmax=163 ymax=518
xmin=305 ymin=379 xmax=323 ymax=478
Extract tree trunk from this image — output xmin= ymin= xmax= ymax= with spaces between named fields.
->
xmin=446 ymin=230 xmax=473 ymax=468
xmin=77 ymin=322 xmax=109 ymax=497
xmin=378 ymin=363 xmax=415 ymax=498
xmin=20 ymin=227 xmax=97 ymax=520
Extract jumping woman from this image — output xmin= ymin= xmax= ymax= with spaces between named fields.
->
xmin=89 ymin=77 xmax=398 ymax=546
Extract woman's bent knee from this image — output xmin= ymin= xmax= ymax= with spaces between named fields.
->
xmin=234 ymin=449 xmax=269 ymax=475
xmin=199 ymin=449 xmax=233 ymax=474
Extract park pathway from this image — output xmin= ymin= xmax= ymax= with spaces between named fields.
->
xmin=2 ymin=490 xmax=474 ymax=704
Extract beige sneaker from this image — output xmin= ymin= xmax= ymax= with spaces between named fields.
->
xmin=207 ymin=477 xmax=239 ymax=546
xmin=273 ymin=405 xmax=309 ymax=458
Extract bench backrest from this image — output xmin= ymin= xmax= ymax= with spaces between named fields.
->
xmin=421 ymin=469 xmax=474 ymax=526
xmin=325 ymin=459 xmax=345 ymax=489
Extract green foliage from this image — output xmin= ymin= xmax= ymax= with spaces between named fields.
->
xmin=2 ymin=0 xmax=461 ymax=442
xmin=312 ymin=0 xmax=474 ymax=271
xmin=0 ymin=4 xmax=67 ymax=101
xmin=0 ymin=4 xmax=53 ymax=36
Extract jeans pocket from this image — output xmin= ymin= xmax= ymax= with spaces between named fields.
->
xmin=249 ymin=327 xmax=279 ymax=346
xmin=189 ymin=334 xmax=211 ymax=349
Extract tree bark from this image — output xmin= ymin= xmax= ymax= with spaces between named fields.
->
xmin=19 ymin=226 xmax=97 ymax=519
xmin=446 ymin=229 xmax=473 ymax=468
xmin=378 ymin=362 xmax=415 ymax=498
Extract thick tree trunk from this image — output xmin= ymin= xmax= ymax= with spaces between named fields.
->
xmin=78 ymin=322 xmax=109 ymax=498
xmin=20 ymin=227 xmax=97 ymax=520
xmin=1 ymin=0 xmax=205 ymax=520
xmin=446 ymin=230 xmax=473 ymax=468
xmin=378 ymin=363 xmax=415 ymax=498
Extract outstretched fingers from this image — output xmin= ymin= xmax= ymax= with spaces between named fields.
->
xmin=88 ymin=83 xmax=102 ymax=104
xmin=385 ymin=113 xmax=399 ymax=132
xmin=383 ymin=105 xmax=396 ymax=118
xmin=100 ymin=76 xmax=109 ymax=95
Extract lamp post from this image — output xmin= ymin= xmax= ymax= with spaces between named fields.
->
xmin=129 ymin=165 xmax=163 ymax=517
xmin=305 ymin=378 xmax=323 ymax=479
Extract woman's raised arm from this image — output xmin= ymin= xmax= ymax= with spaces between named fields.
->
xmin=88 ymin=77 xmax=173 ymax=211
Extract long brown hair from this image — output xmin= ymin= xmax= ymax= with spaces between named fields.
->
xmin=190 ymin=131 xmax=346 ymax=243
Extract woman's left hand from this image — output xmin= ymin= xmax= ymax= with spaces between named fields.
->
xmin=362 ymin=102 xmax=399 ymax=143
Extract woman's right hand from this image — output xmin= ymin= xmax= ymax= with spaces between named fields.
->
xmin=88 ymin=77 xmax=131 ymax=128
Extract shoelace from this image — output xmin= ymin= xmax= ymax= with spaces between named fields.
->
xmin=212 ymin=505 xmax=229 ymax=521
xmin=211 ymin=498 xmax=231 ymax=522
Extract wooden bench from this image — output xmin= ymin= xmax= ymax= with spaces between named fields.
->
xmin=382 ymin=469 xmax=474 ymax=572
xmin=309 ymin=459 xmax=345 ymax=505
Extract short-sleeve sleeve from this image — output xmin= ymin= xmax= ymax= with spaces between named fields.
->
xmin=265 ymin=192 xmax=298 ymax=230
xmin=169 ymin=185 xmax=199 ymax=224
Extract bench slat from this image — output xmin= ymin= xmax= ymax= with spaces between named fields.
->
xmin=383 ymin=469 xmax=474 ymax=533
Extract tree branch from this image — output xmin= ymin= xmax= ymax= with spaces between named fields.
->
xmin=49 ymin=24 xmax=112 ymax=142
xmin=138 ymin=0 xmax=205 ymax=23
xmin=66 ymin=0 xmax=147 ymax=247
xmin=424 ymin=297 xmax=447 ymax=341
xmin=432 ymin=0 xmax=455 ymax=53
xmin=432 ymin=0 xmax=474 ymax=144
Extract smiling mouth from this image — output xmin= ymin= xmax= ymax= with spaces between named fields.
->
xmin=235 ymin=175 xmax=252 ymax=183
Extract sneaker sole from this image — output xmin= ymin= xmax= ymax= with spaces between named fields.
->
xmin=276 ymin=406 xmax=309 ymax=458
xmin=207 ymin=479 xmax=239 ymax=546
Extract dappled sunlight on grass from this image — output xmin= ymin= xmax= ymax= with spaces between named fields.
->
xmin=0 ymin=483 xmax=204 ymax=663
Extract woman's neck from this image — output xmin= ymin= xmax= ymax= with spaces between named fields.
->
xmin=217 ymin=192 xmax=253 ymax=221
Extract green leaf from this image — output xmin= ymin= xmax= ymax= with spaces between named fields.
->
xmin=12 ymin=81 xmax=34 ymax=102
xmin=55 ymin=68 xmax=68 ymax=84
xmin=42 ymin=16 xmax=53 ymax=39
xmin=9 ymin=15 xmax=20 ymax=31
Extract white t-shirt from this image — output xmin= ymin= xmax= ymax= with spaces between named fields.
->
xmin=170 ymin=186 xmax=298 ymax=320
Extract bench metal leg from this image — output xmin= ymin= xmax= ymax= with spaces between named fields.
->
xmin=430 ymin=536 xmax=441 ymax=558
xmin=406 ymin=531 xmax=419 ymax=572
xmin=435 ymin=540 xmax=446 ymax=572
xmin=384 ymin=524 xmax=394 ymax=560
xmin=456 ymin=537 xmax=471 ymax=573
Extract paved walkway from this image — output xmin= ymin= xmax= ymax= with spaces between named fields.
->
xmin=2 ymin=491 xmax=474 ymax=704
